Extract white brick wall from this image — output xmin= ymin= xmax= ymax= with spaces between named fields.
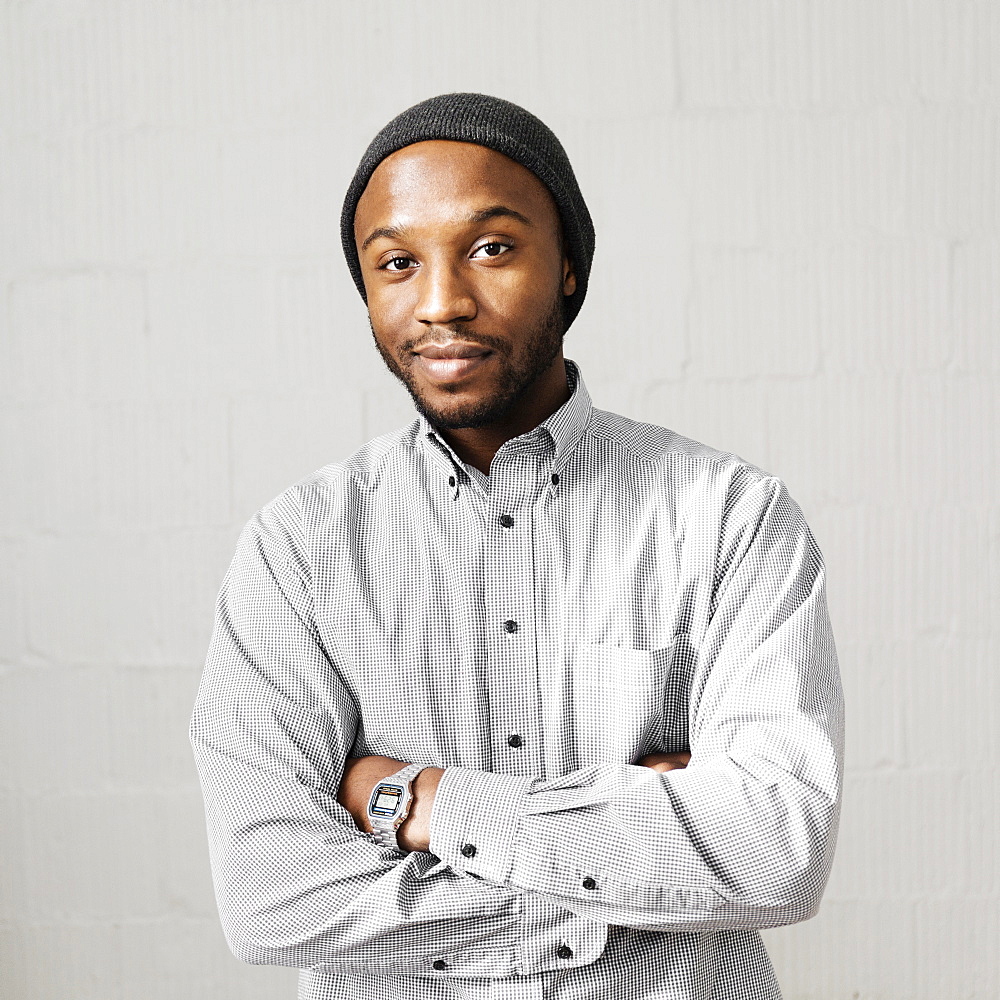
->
xmin=1 ymin=2 xmax=996 ymax=997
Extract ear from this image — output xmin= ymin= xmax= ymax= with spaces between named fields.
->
xmin=562 ymin=256 xmax=577 ymax=297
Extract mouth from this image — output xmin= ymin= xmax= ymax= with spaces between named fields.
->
xmin=411 ymin=341 xmax=494 ymax=383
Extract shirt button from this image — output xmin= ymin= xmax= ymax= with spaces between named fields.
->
xmin=432 ymin=959 xmax=447 ymax=971
xmin=499 ymin=514 xmax=514 ymax=528
xmin=556 ymin=945 xmax=573 ymax=960
xmin=461 ymin=843 xmax=477 ymax=858
xmin=448 ymin=475 xmax=456 ymax=487
xmin=582 ymin=877 xmax=597 ymax=890
xmin=551 ymin=473 xmax=560 ymax=486
xmin=507 ymin=734 xmax=524 ymax=748
xmin=503 ymin=620 xmax=519 ymax=633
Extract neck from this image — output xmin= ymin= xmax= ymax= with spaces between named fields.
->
xmin=439 ymin=355 xmax=570 ymax=474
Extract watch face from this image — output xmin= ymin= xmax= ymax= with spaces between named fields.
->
xmin=369 ymin=783 xmax=403 ymax=818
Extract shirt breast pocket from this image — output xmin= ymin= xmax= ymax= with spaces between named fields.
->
xmin=566 ymin=641 xmax=675 ymax=767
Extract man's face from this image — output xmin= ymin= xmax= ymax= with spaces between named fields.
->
xmin=354 ymin=140 xmax=576 ymax=430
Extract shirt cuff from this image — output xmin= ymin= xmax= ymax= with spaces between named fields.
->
xmin=428 ymin=766 xmax=534 ymax=885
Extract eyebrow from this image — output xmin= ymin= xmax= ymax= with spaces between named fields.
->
xmin=359 ymin=205 xmax=533 ymax=253
xmin=468 ymin=205 xmax=533 ymax=227
xmin=360 ymin=226 xmax=404 ymax=252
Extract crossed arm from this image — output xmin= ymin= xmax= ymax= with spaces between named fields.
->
xmin=336 ymin=752 xmax=693 ymax=853
xmin=191 ymin=476 xmax=843 ymax=971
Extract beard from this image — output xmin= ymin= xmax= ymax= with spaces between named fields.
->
xmin=371 ymin=294 xmax=566 ymax=431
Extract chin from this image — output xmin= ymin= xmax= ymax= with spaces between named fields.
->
xmin=409 ymin=386 xmax=517 ymax=430
xmin=414 ymin=399 xmax=505 ymax=431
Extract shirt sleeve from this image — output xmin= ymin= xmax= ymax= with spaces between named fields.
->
xmin=429 ymin=474 xmax=845 ymax=933
xmin=189 ymin=491 xmax=525 ymax=975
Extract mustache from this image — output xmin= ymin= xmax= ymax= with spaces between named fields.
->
xmin=402 ymin=326 xmax=510 ymax=355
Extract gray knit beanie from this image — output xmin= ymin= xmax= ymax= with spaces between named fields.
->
xmin=341 ymin=92 xmax=595 ymax=329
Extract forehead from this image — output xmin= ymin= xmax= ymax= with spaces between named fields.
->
xmin=354 ymin=140 xmax=559 ymax=235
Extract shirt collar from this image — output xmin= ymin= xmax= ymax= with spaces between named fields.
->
xmin=539 ymin=358 xmax=591 ymax=472
xmin=416 ymin=359 xmax=592 ymax=480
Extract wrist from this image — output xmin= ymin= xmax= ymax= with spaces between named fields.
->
xmin=338 ymin=755 xmax=407 ymax=834
xmin=396 ymin=766 xmax=444 ymax=853
xmin=415 ymin=765 xmax=445 ymax=798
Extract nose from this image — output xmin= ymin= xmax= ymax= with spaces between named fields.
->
xmin=413 ymin=262 xmax=477 ymax=326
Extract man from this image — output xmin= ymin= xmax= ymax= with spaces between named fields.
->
xmin=190 ymin=93 xmax=844 ymax=1000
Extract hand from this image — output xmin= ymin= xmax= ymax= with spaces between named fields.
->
xmin=336 ymin=755 xmax=444 ymax=853
xmin=637 ymin=751 xmax=691 ymax=773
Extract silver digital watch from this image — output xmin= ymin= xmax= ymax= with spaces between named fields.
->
xmin=366 ymin=762 xmax=427 ymax=851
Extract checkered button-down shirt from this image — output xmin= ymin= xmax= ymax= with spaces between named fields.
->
xmin=190 ymin=361 xmax=844 ymax=1000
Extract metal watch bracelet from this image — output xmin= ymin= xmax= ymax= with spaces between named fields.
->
xmin=368 ymin=762 xmax=427 ymax=851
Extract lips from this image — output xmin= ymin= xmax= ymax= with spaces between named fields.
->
xmin=415 ymin=342 xmax=490 ymax=360
xmin=412 ymin=341 xmax=494 ymax=383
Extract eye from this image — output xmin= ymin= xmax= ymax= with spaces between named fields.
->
xmin=381 ymin=256 xmax=417 ymax=272
xmin=471 ymin=241 xmax=512 ymax=259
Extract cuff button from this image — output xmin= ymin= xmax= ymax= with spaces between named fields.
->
xmin=582 ymin=877 xmax=597 ymax=890
xmin=432 ymin=959 xmax=447 ymax=971
xmin=556 ymin=945 xmax=573 ymax=959
xmin=461 ymin=843 xmax=477 ymax=858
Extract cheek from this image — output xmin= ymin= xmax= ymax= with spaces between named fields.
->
xmin=366 ymin=287 xmax=414 ymax=340
xmin=480 ymin=265 xmax=560 ymax=319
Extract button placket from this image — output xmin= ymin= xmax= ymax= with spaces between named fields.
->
xmin=484 ymin=457 xmax=542 ymax=781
